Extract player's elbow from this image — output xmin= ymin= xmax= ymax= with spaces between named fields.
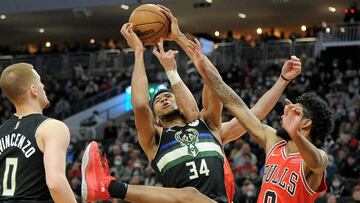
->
xmin=309 ymin=152 xmax=328 ymax=174
xmin=46 ymin=174 xmax=68 ymax=192
xmin=310 ymin=164 xmax=326 ymax=175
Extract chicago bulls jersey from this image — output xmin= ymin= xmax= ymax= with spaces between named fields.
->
xmin=257 ymin=140 xmax=327 ymax=203
xmin=223 ymin=155 xmax=234 ymax=203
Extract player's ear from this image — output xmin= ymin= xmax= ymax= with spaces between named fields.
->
xmin=30 ymin=84 xmax=37 ymax=96
xmin=301 ymin=119 xmax=312 ymax=130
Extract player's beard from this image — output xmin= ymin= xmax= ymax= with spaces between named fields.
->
xmin=161 ymin=109 xmax=182 ymax=123
xmin=276 ymin=127 xmax=291 ymax=141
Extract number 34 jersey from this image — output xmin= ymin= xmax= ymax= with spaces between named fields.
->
xmin=151 ymin=119 xmax=228 ymax=203
xmin=0 ymin=114 xmax=53 ymax=202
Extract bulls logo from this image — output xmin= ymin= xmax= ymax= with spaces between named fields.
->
xmin=175 ymin=128 xmax=199 ymax=156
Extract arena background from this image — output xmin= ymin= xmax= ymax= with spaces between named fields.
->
xmin=0 ymin=0 xmax=359 ymax=202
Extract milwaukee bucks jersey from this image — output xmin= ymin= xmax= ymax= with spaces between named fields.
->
xmin=0 ymin=114 xmax=53 ymax=202
xmin=151 ymin=119 xmax=228 ymax=203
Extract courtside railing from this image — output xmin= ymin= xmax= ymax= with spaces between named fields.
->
xmin=212 ymin=38 xmax=317 ymax=69
xmin=1 ymin=23 xmax=358 ymax=75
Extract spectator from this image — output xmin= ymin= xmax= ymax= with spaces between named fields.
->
xmin=54 ymin=96 xmax=71 ymax=117
xmin=103 ymin=119 xmax=118 ymax=150
xmin=327 ymin=193 xmax=337 ymax=203
xmin=329 ymin=175 xmax=345 ymax=198
xmin=233 ymin=143 xmax=258 ymax=167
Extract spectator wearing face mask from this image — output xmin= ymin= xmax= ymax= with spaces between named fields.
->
xmin=329 ymin=175 xmax=345 ymax=198
xmin=239 ymin=180 xmax=257 ymax=203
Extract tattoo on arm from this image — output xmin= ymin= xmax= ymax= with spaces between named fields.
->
xmin=206 ymin=72 xmax=264 ymax=136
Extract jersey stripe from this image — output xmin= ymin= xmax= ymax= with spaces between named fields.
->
xmin=265 ymin=140 xmax=286 ymax=161
xmin=159 ymin=140 xmax=178 ymax=152
xmin=157 ymin=137 xmax=219 ymax=158
xmin=156 ymin=142 xmax=223 ymax=173
xmin=300 ymin=160 xmax=316 ymax=195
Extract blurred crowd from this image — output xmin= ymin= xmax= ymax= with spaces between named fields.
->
xmin=0 ymin=63 xmax=132 ymax=122
xmin=0 ymin=38 xmax=126 ymax=56
xmin=0 ymin=20 xmax=349 ymax=56
xmin=217 ymin=56 xmax=360 ymax=203
xmin=64 ymin=55 xmax=359 ymax=203
xmin=0 ymin=45 xmax=359 ymax=203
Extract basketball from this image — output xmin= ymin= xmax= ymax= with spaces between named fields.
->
xmin=129 ymin=4 xmax=169 ymax=45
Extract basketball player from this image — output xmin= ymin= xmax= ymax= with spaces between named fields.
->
xmin=156 ymin=5 xmax=301 ymax=202
xmin=188 ymin=38 xmax=333 ymax=202
xmin=0 ymin=63 xmax=77 ymax=202
xmin=81 ymin=21 xmax=302 ymax=202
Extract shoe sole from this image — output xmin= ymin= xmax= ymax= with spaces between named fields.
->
xmin=81 ymin=142 xmax=93 ymax=201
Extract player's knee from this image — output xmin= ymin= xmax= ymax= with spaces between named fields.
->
xmin=178 ymin=187 xmax=202 ymax=202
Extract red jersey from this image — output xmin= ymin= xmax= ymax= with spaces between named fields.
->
xmin=223 ymin=153 xmax=235 ymax=203
xmin=257 ymin=140 xmax=327 ymax=203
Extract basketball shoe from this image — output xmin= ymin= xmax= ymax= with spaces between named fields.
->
xmin=81 ymin=141 xmax=115 ymax=201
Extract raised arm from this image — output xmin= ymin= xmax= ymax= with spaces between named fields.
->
xmin=37 ymin=119 xmax=77 ymax=203
xmin=121 ymin=23 xmax=157 ymax=158
xmin=282 ymin=101 xmax=328 ymax=174
xmin=159 ymin=5 xmax=222 ymax=134
xmin=201 ymin=83 xmax=223 ymax=134
xmin=188 ymin=39 xmax=278 ymax=149
xmin=221 ymin=57 xmax=302 ymax=144
xmin=152 ymin=39 xmax=200 ymax=123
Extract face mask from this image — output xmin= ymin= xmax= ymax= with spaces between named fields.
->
xmin=114 ymin=160 xmax=122 ymax=166
xmin=332 ymin=180 xmax=340 ymax=187
xmin=246 ymin=191 xmax=254 ymax=197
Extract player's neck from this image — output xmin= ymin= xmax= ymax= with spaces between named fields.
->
xmin=15 ymin=103 xmax=43 ymax=116
xmin=161 ymin=117 xmax=186 ymax=129
xmin=285 ymin=141 xmax=299 ymax=154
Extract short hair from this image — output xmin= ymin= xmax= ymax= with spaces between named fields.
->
xmin=296 ymin=92 xmax=334 ymax=141
xmin=150 ymin=89 xmax=172 ymax=111
xmin=0 ymin=63 xmax=36 ymax=103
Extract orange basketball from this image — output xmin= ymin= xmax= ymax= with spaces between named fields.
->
xmin=129 ymin=4 xmax=169 ymax=45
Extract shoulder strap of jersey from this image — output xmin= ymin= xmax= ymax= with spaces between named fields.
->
xmin=265 ymin=140 xmax=286 ymax=161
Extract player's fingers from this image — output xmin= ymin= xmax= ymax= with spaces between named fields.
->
xmin=158 ymin=38 xmax=165 ymax=54
xmin=169 ymin=50 xmax=178 ymax=58
xmin=284 ymin=99 xmax=292 ymax=105
xmin=187 ymin=47 xmax=195 ymax=56
xmin=126 ymin=24 xmax=134 ymax=34
xmin=194 ymin=38 xmax=202 ymax=51
xmin=292 ymin=61 xmax=301 ymax=67
xmin=157 ymin=4 xmax=172 ymax=15
xmin=187 ymin=40 xmax=196 ymax=51
xmin=152 ymin=46 xmax=160 ymax=58
xmin=290 ymin=55 xmax=299 ymax=61
xmin=120 ymin=23 xmax=130 ymax=35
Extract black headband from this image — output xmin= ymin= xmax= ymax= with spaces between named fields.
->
xmin=150 ymin=89 xmax=172 ymax=110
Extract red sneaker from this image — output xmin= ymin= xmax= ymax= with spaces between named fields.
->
xmin=82 ymin=141 xmax=115 ymax=202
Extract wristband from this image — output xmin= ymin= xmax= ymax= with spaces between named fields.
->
xmin=280 ymin=74 xmax=290 ymax=82
xmin=166 ymin=70 xmax=182 ymax=86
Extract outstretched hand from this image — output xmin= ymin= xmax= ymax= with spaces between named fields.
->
xmin=152 ymin=38 xmax=178 ymax=71
xmin=120 ymin=23 xmax=144 ymax=51
xmin=281 ymin=56 xmax=302 ymax=81
xmin=157 ymin=4 xmax=183 ymax=41
xmin=186 ymin=38 xmax=205 ymax=68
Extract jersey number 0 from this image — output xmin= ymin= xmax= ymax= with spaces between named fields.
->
xmin=2 ymin=158 xmax=18 ymax=196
